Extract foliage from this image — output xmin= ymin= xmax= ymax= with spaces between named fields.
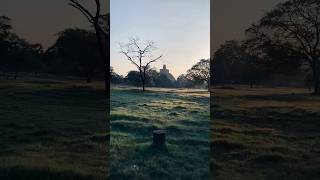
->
xmin=0 ymin=16 xmax=44 ymax=79
xmin=111 ymin=66 xmax=124 ymax=84
xmin=212 ymin=41 xmax=266 ymax=86
xmin=186 ymin=59 xmax=210 ymax=88
xmin=244 ymin=0 xmax=320 ymax=93
xmin=46 ymin=28 xmax=103 ymax=82
xmin=176 ymin=74 xmax=194 ymax=88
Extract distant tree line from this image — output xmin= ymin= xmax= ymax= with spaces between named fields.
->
xmin=0 ymin=16 xmax=44 ymax=79
xmin=212 ymin=40 xmax=303 ymax=88
xmin=111 ymin=59 xmax=210 ymax=90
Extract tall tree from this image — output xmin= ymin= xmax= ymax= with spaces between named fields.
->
xmin=5 ymin=34 xmax=36 ymax=79
xmin=48 ymin=28 xmax=102 ymax=82
xmin=186 ymin=59 xmax=210 ymax=90
xmin=125 ymin=70 xmax=141 ymax=87
xmin=245 ymin=0 xmax=320 ymax=94
xmin=213 ymin=41 xmax=251 ymax=85
xmin=120 ymin=37 xmax=162 ymax=91
xmin=68 ymin=0 xmax=109 ymax=94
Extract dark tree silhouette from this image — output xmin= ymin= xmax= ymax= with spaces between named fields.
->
xmin=26 ymin=43 xmax=44 ymax=77
xmin=110 ymin=66 xmax=124 ymax=84
xmin=120 ymin=37 xmax=162 ymax=91
xmin=0 ymin=16 xmax=12 ymax=73
xmin=245 ymin=0 xmax=320 ymax=94
xmin=186 ymin=59 xmax=210 ymax=90
xmin=177 ymin=74 xmax=194 ymax=88
xmin=48 ymin=28 xmax=101 ymax=82
xmin=1 ymin=16 xmax=44 ymax=79
xmin=0 ymin=16 xmax=11 ymax=38
xmin=125 ymin=70 xmax=141 ymax=87
xmin=68 ymin=0 xmax=110 ymax=94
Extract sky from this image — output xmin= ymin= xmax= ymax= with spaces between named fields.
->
xmin=110 ymin=0 xmax=210 ymax=78
xmin=211 ymin=0 xmax=285 ymax=51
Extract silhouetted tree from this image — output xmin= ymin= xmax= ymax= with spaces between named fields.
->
xmin=245 ymin=0 xmax=320 ymax=94
xmin=177 ymin=74 xmax=194 ymax=88
xmin=126 ymin=70 xmax=141 ymax=87
xmin=213 ymin=41 xmax=245 ymax=85
xmin=27 ymin=44 xmax=44 ymax=77
xmin=120 ymin=37 xmax=162 ymax=91
xmin=0 ymin=16 xmax=12 ymax=74
xmin=69 ymin=0 xmax=109 ymax=93
xmin=0 ymin=16 xmax=44 ymax=79
xmin=48 ymin=28 xmax=102 ymax=82
xmin=0 ymin=16 xmax=11 ymax=38
xmin=186 ymin=59 xmax=210 ymax=90
xmin=11 ymin=39 xmax=41 ymax=79
xmin=110 ymin=66 xmax=124 ymax=84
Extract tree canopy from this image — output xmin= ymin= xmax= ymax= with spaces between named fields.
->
xmin=244 ymin=0 xmax=320 ymax=93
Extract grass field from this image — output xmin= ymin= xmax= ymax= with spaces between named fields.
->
xmin=3 ymin=79 xmax=318 ymax=180
xmin=212 ymin=86 xmax=320 ymax=180
xmin=0 ymin=80 xmax=108 ymax=179
xmin=110 ymin=87 xmax=210 ymax=180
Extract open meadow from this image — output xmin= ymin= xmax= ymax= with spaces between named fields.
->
xmin=212 ymin=86 xmax=320 ymax=180
xmin=110 ymin=87 xmax=210 ymax=180
xmin=0 ymin=80 xmax=108 ymax=180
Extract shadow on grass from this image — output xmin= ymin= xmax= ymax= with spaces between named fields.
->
xmin=0 ymin=166 xmax=95 ymax=180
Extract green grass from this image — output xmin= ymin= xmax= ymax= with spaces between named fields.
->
xmin=0 ymin=80 xmax=108 ymax=179
xmin=110 ymin=87 xmax=210 ymax=180
xmin=212 ymin=86 xmax=320 ymax=180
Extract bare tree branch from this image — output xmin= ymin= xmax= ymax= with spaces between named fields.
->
xmin=119 ymin=38 xmax=162 ymax=91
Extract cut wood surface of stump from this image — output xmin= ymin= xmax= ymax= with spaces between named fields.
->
xmin=152 ymin=130 xmax=166 ymax=149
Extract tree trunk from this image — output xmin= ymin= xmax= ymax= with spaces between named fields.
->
xmin=87 ymin=75 xmax=92 ymax=83
xmin=312 ymin=62 xmax=320 ymax=95
xmin=142 ymin=78 xmax=145 ymax=92
xmin=139 ymin=71 xmax=145 ymax=92
xmin=314 ymin=71 xmax=320 ymax=95
xmin=86 ymin=71 xmax=93 ymax=83
xmin=141 ymin=69 xmax=146 ymax=92
xmin=93 ymin=22 xmax=110 ymax=149
xmin=94 ymin=24 xmax=109 ymax=96
xmin=14 ymin=71 xmax=18 ymax=80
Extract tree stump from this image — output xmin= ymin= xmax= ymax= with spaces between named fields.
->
xmin=152 ymin=130 xmax=166 ymax=149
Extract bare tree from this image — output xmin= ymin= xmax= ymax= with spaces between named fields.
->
xmin=120 ymin=37 xmax=162 ymax=91
xmin=68 ymin=0 xmax=109 ymax=95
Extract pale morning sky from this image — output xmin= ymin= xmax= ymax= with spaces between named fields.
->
xmin=110 ymin=0 xmax=210 ymax=78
